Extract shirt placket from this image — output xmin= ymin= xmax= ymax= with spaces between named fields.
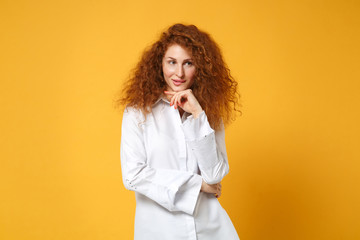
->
xmin=185 ymin=214 xmax=198 ymax=240
xmin=174 ymin=108 xmax=187 ymax=171
xmin=176 ymin=109 xmax=198 ymax=239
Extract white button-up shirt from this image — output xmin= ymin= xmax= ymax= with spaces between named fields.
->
xmin=120 ymin=97 xmax=240 ymax=240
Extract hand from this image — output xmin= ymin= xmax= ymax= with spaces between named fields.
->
xmin=200 ymin=180 xmax=222 ymax=198
xmin=164 ymin=89 xmax=203 ymax=118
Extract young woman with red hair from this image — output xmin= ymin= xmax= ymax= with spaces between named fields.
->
xmin=115 ymin=23 xmax=241 ymax=240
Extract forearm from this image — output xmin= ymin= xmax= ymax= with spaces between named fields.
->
xmin=121 ymin=157 xmax=202 ymax=214
xmin=181 ymin=111 xmax=230 ymax=184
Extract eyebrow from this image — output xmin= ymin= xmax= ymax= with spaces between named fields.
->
xmin=166 ymin=57 xmax=193 ymax=61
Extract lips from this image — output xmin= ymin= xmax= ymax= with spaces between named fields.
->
xmin=172 ymin=79 xmax=186 ymax=86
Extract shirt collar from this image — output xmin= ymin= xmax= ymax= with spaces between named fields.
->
xmin=154 ymin=94 xmax=171 ymax=105
xmin=153 ymin=94 xmax=191 ymax=119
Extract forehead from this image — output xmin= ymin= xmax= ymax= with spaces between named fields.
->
xmin=164 ymin=44 xmax=192 ymax=58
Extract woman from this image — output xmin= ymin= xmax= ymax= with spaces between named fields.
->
xmin=116 ymin=23 xmax=241 ymax=240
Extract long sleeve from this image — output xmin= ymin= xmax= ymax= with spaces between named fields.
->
xmin=120 ymin=107 xmax=203 ymax=215
xmin=181 ymin=111 xmax=229 ymax=184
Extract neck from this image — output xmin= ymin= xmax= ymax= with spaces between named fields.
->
xmin=178 ymin=108 xmax=185 ymax=117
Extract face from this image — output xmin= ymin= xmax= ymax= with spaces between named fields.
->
xmin=162 ymin=44 xmax=196 ymax=92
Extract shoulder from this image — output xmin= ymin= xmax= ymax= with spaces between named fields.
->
xmin=122 ymin=106 xmax=146 ymax=125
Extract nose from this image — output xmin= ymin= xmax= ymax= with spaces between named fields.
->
xmin=176 ymin=65 xmax=184 ymax=78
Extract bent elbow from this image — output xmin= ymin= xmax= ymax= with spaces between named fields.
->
xmin=202 ymin=164 xmax=229 ymax=184
xmin=121 ymin=163 xmax=148 ymax=191
xmin=122 ymin=175 xmax=138 ymax=191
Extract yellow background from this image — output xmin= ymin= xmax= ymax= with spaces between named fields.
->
xmin=1 ymin=0 xmax=359 ymax=239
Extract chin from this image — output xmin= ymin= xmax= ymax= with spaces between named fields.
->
xmin=172 ymin=85 xmax=190 ymax=92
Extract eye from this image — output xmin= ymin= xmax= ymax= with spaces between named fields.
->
xmin=168 ymin=60 xmax=176 ymax=65
xmin=185 ymin=61 xmax=193 ymax=66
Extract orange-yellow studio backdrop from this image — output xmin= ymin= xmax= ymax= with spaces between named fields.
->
xmin=1 ymin=0 xmax=359 ymax=239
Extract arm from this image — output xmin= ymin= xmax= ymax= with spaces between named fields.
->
xmin=120 ymin=108 xmax=203 ymax=215
xmin=181 ymin=111 xmax=229 ymax=184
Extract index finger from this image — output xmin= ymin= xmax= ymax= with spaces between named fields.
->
xmin=164 ymin=90 xmax=176 ymax=95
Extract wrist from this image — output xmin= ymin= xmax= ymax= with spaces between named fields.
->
xmin=192 ymin=108 xmax=203 ymax=119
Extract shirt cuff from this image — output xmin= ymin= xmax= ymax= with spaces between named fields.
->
xmin=174 ymin=174 xmax=202 ymax=215
xmin=181 ymin=111 xmax=214 ymax=141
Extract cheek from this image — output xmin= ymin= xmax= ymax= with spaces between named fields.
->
xmin=188 ymin=68 xmax=196 ymax=80
xmin=162 ymin=65 xmax=174 ymax=78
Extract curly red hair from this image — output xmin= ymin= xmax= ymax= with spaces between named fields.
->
xmin=114 ymin=23 xmax=241 ymax=130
